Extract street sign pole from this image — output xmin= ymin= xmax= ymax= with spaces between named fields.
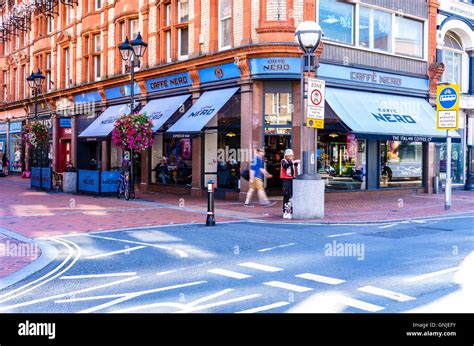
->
xmin=445 ymin=130 xmax=451 ymax=210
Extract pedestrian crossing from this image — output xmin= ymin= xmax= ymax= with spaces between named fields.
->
xmin=204 ymin=261 xmax=418 ymax=313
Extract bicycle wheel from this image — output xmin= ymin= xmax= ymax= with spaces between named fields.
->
xmin=117 ymin=181 xmax=122 ymax=199
xmin=124 ymin=186 xmax=130 ymax=201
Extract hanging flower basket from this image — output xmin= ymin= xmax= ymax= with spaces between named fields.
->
xmin=111 ymin=113 xmax=154 ymax=152
xmin=22 ymin=122 xmax=49 ymax=149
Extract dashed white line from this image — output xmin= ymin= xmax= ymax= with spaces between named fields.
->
xmin=178 ymin=294 xmax=262 ymax=313
xmin=258 ymin=243 xmax=296 ymax=252
xmin=295 ymin=273 xmax=345 ymax=285
xmin=263 ymin=281 xmax=313 ymax=292
xmin=358 ymin=286 xmax=416 ymax=302
xmin=403 ymin=266 xmax=460 ymax=283
xmin=85 ymin=246 xmax=146 ymax=259
xmin=378 ymin=223 xmax=398 ymax=229
xmin=237 ymin=301 xmax=290 ymax=313
xmin=60 ymin=272 xmax=137 ymax=279
xmin=187 ymin=289 xmax=235 ymax=307
xmin=333 ymin=294 xmax=385 ymax=312
xmin=327 ymin=233 xmax=356 ymax=238
xmin=208 ymin=269 xmax=251 ymax=279
xmin=238 ymin=262 xmax=284 ymax=272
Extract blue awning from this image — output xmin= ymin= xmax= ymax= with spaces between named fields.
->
xmin=325 ymin=88 xmax=460 ymax=142
xmin=79 ymin=104 xmax=130 ymax=138
xmin=140 ymin=94 xmax=191 ymax=132
xmin=167 ymin=87 xmax=239 ymax=133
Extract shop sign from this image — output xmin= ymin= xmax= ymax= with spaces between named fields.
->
xmin=60 ymin=118 xmax=72 ymax=128
xmin=199 ymin=63 xmax=241 ymax=83
xmin=0 ymin=123 xmax=6 ymax=134
xmin=436 ymin=84 xmax=460 ymax=130
xmin=391 ymin=135 xmax=433 ymax=143
xmin=74 ymin=91 xmax=102 ymax=104
xmin=146 ymin=72 xmax=191 ymax=92
xmin=9 ymin=122 xmax=22 ymax=133
xmin=100 ymin=171 xmax=120 ymax=193
xmin=105 ymin=83 xmax=141 ymax=100
xmin=249 ymin=57 xmax=301 ymax=77
xmin=306 ymin=78 xmax=325 ymax=129
xmin=78 ymin=170 xmax=100 ymax=193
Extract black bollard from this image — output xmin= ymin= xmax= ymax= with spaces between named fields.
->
xmin=206 ymin=179 xmax=216 ymax=226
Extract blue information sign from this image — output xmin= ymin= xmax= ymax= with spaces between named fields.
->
xmin=438 ymin=88 xmax=458 ymax=109
xmin=100 ymin=171 xmax=120 ymax=193
xmin=60 ymin=118 xmax=72 ymax=128
xmin=78 ymin=170 xmax=100 ymax=193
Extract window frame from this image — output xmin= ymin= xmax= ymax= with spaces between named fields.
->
xmin=178 ymin=26 xmax=189 ymax=61
xmin=218 ymin=0 xmax=232 ymax=50
xmin=178 ymin=0 xmax=189 ymax=24
xmin=45 ymin=53 xmax=52 ymax=91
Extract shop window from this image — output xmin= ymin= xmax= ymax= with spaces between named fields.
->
xmin=358 ymin=7 xmax=391 ymax=52
xmin=219 ymin=0 xmax=232 ymax=50
xmin=318 ymin=0 xmax=354 ymax=45
xmin=151 ymin=136 xmax=192 ymax=185
xmin=394 ymin=16 xmax=423 ymax=58
xmin=381 ymin=141 xmax=423 ymax=188
xmin=264 ymin=92 xmax=292 ymax=131
xmin=10 ymin=134 xmax=23 ymax=172
xmin=436 ymin=142 xmax=464 ymax=184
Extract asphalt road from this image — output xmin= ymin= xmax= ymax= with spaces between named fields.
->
xmin=0 ymin=214 xmax=473 ymax=313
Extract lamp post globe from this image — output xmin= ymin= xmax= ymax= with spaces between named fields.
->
xmin=130 ymin=32 xmax=148 ymax=59
xmin=118 ymin=37 xmax=133 ymax=61
xmin=26 ymin=71 xmax=36 ymax=89
xmin=33 ymin=69 xmax=45 ymax=88
xmin=295 ymin=21 xmax=323 ymax=53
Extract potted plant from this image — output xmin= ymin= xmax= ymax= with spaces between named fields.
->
xmin=111 ymin=113 xmax=154 ymax=152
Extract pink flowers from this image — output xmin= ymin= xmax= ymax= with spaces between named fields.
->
xmin=111 ymin=113 xmax=155 ymax=152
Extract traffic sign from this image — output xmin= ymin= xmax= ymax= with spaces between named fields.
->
xmin=436 ymin=84 xmax=460 ymax=130
xmin=307 ymin=78 xmax=325 ymax=129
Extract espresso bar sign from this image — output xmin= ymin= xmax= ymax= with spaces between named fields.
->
xmin=350 ymin=71 xmax=402 ymax=86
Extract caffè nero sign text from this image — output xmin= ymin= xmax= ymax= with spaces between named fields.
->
xmin=350 ymin=71 xmax=402 ymax=86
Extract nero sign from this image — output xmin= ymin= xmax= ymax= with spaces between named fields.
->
xmin=372 ymin=113 xmax=416 ymax=124
xmin=188 ymin=106 xmax=216 ymax=118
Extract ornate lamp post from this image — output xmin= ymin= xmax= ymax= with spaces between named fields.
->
xmin=118 ymin=32 xmax=147 ymax=198
xmin=27 ymin=69 xmax=46 ymax=188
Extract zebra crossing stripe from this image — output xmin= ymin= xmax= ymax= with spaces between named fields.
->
xmin=263 ymin=281 xmax=313 ymax=292
xmin=358 ymin=285 xmax=416 ymax=302
xmin=295 ymin=273 xmax=345 ymax=285
xmin=334 ymin=294 xmax=385 ymax=312
xmin=208 ymin=269 xmax=251 ymax=279
xmin=238 ymin=262 xmax=284 ymax=272
xmin=237 ymin=301 xmax=290 ymax=313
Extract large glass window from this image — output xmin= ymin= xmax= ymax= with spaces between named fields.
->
xmin=10 ymin=134 xmax=23 ymax=172
xmin=264 ymin=92 xmax=292 ymax=133
xmin=381 ymin=141 xmax=423 ymax=188
xmin=219 ymin=0 xmax=232 ymax=49
xmin=394 ymin=16 xmax=423 ymax=58
xmin=436 ymin=142 xmax=464 ymax=184
xmin=443 ymin=33 xmax=463 ymax=85
xmin=151 ymin=135 xmax=192 ymax=185
xmin=359 ymin=7 xmax=391 ymax=52
xmin=318 ymin=0 xmax=354 ymax=45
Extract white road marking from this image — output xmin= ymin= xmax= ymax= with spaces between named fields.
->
xmin=85 ymin=234 xmax=188 ymax=258
xmin=263 ymin=281 xmax=313 ymax=292
xmin=55 ymin=294 xmax=126 ymax=303
xmin=357 ymin=286 xmax=416 ymax=302
xmin=60 ymin=272 xmax=137 ymax=280
xmin=156 ymin=270 xmax=178 ymax=276
xmin=333 ymin=294 xmax=385 ymax=312
xmin=79 ymin=281 xmax=207 ymax=313
xmin=208 ymin=269 xmax=251 ymax=279
xmin=258 ymin=243 xmax=296 ymax=252
xmin=378 ymin=223 xmax=398 ymax=229
xmin=238 ymin=262 xmax=284 ymax=272
xmin=404 ymin=266 xmax=460 ymax=283
xmin=0 ymin=276 xmax=139 ymax=312
xmin=327 ymin=232 xmax=356 ymax=238
xmin=85 ymin=246 xmax=146 ymax=259
xmin=0 ymin=237 xmax=82 ymax=305
xmin=178 ymin=294 xmax=262 ymax=313
xmin=112 ymin=302 xmax=188 ymax=313
xmin=295 ymin=273 xmax=345 ymax=285
xmin=187 ymin=289 xmax=234 ymax=307
xmin=237 ymin=301 xmax=290 ymax=313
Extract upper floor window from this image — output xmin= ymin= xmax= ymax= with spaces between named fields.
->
xmin=319 ymin=0 xmax=354 ymax=45
xmin=178 ymin=27 xmax=189 ymax=60
xmin=442 ymin=32 xmax=463 ymax=86
xmin=166 ymin=4 xmax=171 ymax=26
xmin=359 ymin=7 xmax=391 ymax=52
xmin=46 ymin=53 xmax=52 ymax=91
xmin=95 ymin=0 xmax=101 ymax=10
xmin=93 ymin=34 xmax=101 ymax=80
xmin=47 ymin=15 xmax=54 ymax=33
xmin=219 ymin=0 xmax=232 ymax=50
xmin=394 ymin=16 xmax=423 ymax=58
xmin=64 ymin=48 xmax=71 ymax=88
xmin=2 ymin=71 xmax=7 ymax=101
xmin=166 ymin=30 xmax=172 ymax=63
xmin=178 ymin=0 xmax=189 ymax=23
xmin=130 ymin=19 xmax=139 ymax=40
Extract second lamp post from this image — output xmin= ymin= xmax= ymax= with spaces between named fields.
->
xmin=118 ymin=32 xmax=147 ymax=198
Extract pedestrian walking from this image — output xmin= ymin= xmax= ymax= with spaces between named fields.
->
xmin=2 ymin=153 xmax=9 ymax=176
xmin=280 ymin=149 xmax=300 ymax=219
xmin=244 ymin=147 xmax=276 ymax=207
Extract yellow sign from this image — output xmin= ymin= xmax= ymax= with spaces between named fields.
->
xmin=436 ymin=84 xmax=460 ymax=130
xmin=307 ymin=118 xmax=324 ymax=129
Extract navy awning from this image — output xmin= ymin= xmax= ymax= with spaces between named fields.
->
xmin=79 ymin=104 xmax=130 ymax=138
xmin=140 ymin=95 xmax=190 ymax=132
xmin=167 ymin=87 xmax=239 ymax=133
xmin=325 ymin=88 xmax=460 ymax=142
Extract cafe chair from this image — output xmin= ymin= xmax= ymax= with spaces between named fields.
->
xmin=52 ymin=171 xmax=63 ymax=192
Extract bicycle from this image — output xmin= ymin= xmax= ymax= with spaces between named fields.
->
xmin=117 ymin=170 xmax=130 ymax=200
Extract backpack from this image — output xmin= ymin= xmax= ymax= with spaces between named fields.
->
xmin=241 ymin=169 xmax=250 ymax=181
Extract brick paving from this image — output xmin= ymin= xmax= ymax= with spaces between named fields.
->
xmin=0 ymin=175 xmax=473 ymax=279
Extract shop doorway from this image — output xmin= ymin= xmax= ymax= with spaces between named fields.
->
xmin=58 ymin=139 xmax=71 ymax=172
xmin=264 ymin=135 xmax=292 ymax=191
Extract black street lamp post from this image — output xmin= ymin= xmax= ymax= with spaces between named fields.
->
xmin=118 ymin=32 xmax=148 ymax=199
xmin=27 ymin=69 xmax=46 ymax=189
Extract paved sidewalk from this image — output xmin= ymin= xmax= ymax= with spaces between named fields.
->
xmin=0 ymin=176 xmax=473 ymax=279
